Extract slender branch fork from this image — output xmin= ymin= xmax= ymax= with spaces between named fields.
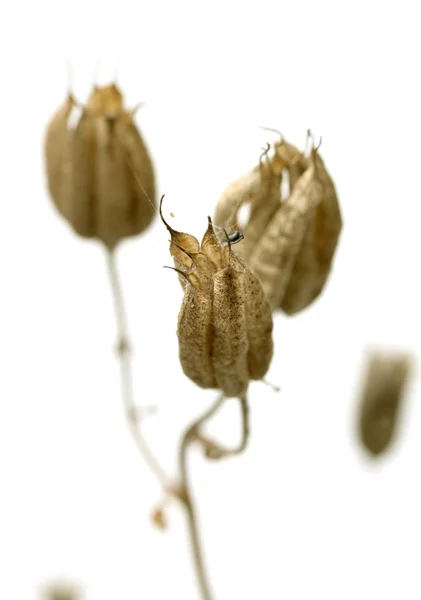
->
xmin=105 ymin=246 xmax=251 ymax=600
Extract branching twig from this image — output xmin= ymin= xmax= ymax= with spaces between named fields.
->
xmin=178 ymin=393 xmax=227 ymax=600
xmin=105 ymin=246 xmax=171 ymax=490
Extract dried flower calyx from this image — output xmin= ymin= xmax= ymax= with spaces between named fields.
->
xmin=161 ymin=197 xmax=273 ymax=398
xmin=44 ymin=83 xmax=156 ymax=249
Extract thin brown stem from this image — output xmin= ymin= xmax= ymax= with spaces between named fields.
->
xmin=105 ymin=246 xmax=170 ymax=489
xmin=197 ymin=395 xmax=250 ymax=460
xmin=178 ymin=393 xmax=227 ymax=600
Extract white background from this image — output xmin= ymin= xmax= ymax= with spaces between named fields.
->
xmin=0 ymin=1 xmax=420 ymax=599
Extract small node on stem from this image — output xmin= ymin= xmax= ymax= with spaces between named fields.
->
xmin=115 ymin=336 xmax=131 ymax=356
xmin=197 ymin=435 xmax=227 ymax=460
xmin=127 ymin=404 xmax=158 ymax=424
xmin=151 ymin=505 xmax=168 ymax=531
xmin=167 ymin=481 xmax=189 ymax=504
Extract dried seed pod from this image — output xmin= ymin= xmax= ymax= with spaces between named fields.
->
xmin=44 ymin=83 xmax=156 ymax=249
xmin=358 ymin=351 xmax=413 ymax=456
xmin=214 ymin=133 xmax=342 ymax=314
xmin=161 ymin=199 xmax=273 ymax=398
xmin=248 ymin=157 xmax=324 ymax=309
xmin=241 ymin=139 xmax=309 ymax=267
xmin=280 ymin=146 xmax=342 ymax=314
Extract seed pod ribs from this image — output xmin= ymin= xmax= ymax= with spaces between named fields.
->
xmin=161 ymin=199 xmax=273 ymax=397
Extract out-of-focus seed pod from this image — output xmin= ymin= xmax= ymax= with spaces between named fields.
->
xmin=358 ymin=351 xmax=413 ymax=456
xmin=161 ymin=198 xmax=273 ymax=398
xmin=213 ymin=133 xmax=342 ymax=314
xmin=42 ymin=583 xmax=79 ymax=600
xmin=279 ymin=145 xmax=342 ymax=314
xmin=44 ymin=83 xmax=156 ymax=249
xmin=249 ymin=153 xmax=323 ymax=309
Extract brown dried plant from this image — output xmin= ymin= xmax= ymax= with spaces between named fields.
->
xmin=44 ymin=79 xmax=276 ymax=599
xmin=41 ymin=76 xmax=419 ymax=600
xmin=357 ymin=350 xmax=413 ymax=456
xmin=160 ymin=197 xmax=273 ymax=398
xmin=214 ymin=131 xmax=342 ymax=314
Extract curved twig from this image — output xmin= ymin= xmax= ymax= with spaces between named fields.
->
xmin=196 ymin=395 xmax=250 ymax=460
xmin=178 ymin=393 xmax=227 ymax=600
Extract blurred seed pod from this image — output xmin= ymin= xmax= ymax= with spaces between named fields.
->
xmin=357 ymin=351 xmax=413 ymax=456
xmin=248 ymin=147 xmax=323 ymax=309
xmin=161 ymin=198 xmax=273 ymax=398
xmin=213 ymin=133 xmax=342 ymax=314
xmin=279 ymin=141 xmax=342 ymax=314
xmin=42 ymin=582 xmax=80 ymax=600
xmin=44 ymin=83 xmax=156 ymax=249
